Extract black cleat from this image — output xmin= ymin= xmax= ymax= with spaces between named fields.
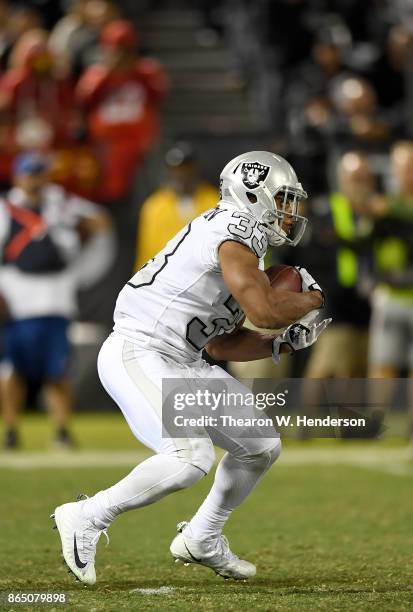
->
xmin=54 ymin=428 xmax=76 ymax=450
xmin=4 ymin=428 xmax=19 ymax=450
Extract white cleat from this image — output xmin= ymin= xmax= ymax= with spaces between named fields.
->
xmin=170 ymin=521 xmax=256 ymax=580
xmin=51 ymin=498 xmax=109 ymax=585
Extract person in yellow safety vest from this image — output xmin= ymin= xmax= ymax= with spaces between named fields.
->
xmin=368 ymin=143 xmax=413 ymax=392
xmin=134 ymin=142 xmax=219 ymax=271
xmin=363 ymin=141 xmax=413 ymax=454
xmin=305 ymin=151 xmax=374 ymax=378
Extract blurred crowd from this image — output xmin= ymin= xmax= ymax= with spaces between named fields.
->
xmin=178 ymin=0 xmax=413 ymax=387
xmin=0 ymin=0 xmax=169 ymax=448
xmin=269 ymin=1 xmax=413 ymax=386
xmin=0 ymin=0 xmax=167 ymax=203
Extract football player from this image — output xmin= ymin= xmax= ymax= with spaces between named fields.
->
xmin=52 ymin=151 xmax=330 ymax=584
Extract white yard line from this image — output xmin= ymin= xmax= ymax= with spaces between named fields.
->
xmin=130 ymin=587 xmax=176 ymax=595
xmin=0 ymin=446 xmax=411 ymax=475
xmin=279 ymin=447 xmax=413 ymax=476
xmin=0 ymin=450 xmax=150 ymax=469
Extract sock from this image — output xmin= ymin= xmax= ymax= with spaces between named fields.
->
xmin=82 ymin=454 xmax=204 ymax=527
xmin=187 ymin=445 xmax=280 ymax=540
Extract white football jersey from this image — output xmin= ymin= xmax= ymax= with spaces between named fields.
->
xmin=114 ymin=203 xmax=268 ymax=362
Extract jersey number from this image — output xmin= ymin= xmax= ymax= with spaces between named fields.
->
xmin=186 ymin=295 xmax=242 ymax=351
xmin=127 ymin=223 xmax=192 ymax=289
xmin=228 ymin=211 xmax=266 ymax=257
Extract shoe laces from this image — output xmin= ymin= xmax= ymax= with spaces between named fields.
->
xmin=215 ymin=535 xmax=239 ymax=563
xmin=90 ymin=526 xmax=110 ymax=547
xmin=178 ymin=521 xmax=239 ymax=564
xmin=81 ymin=522 xmax=109 ymax=564
xmin=76 ymin=494 xmax=110 ymax=562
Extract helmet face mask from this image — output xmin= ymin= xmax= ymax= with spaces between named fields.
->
xmin=260 ymin=186 xmax=308 ymax=246
xmin=220 ymin=152 xmax=308 ymax=247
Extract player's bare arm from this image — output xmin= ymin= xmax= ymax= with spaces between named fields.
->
xmin=205 ymin=325 xmax=291 ymax=361
xmin=219 ymin=241 xmax=323 ymax=329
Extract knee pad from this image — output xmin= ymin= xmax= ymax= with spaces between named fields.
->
xmin=175 ymin=439 xmax=216 ymax=475
xmin=266 ymin=439 xmax=282 ymax=466
xmin=238 ymin=439 xmax=282 ymax=470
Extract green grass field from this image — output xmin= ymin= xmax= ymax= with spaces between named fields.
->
xmin=1 ymin=415 xmax=412 ymax=611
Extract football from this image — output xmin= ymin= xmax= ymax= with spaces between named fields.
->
xmin=265 ymin=264 xmax=302 ymax=292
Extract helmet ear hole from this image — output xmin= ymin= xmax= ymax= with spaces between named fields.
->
xmin=246 ymin=192 xmax=257 ymax=203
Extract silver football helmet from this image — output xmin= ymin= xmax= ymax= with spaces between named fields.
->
xmin=219 ymin=151 xmax=308 ymax=246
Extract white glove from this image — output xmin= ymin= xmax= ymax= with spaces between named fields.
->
xmin=296 ymin=266 xmax=325 ymax=306
xmin=272 ymin=314 xmax=332 ymax=364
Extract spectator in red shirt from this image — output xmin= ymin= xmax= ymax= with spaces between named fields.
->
xmin=0 ymin=29 xmax=76 ymax=172
xmin=76 ymin=19 xmax=168 ymax=202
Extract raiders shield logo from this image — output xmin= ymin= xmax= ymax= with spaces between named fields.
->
xmin=241 ymin=162 xmax=270 ymax=189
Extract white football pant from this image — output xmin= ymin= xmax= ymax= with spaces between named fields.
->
xmin=82 ymin=332 xmax=281 ymax=539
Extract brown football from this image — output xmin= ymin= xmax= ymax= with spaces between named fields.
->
xmin=265 ymin=264 xmax=302 ymax=292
